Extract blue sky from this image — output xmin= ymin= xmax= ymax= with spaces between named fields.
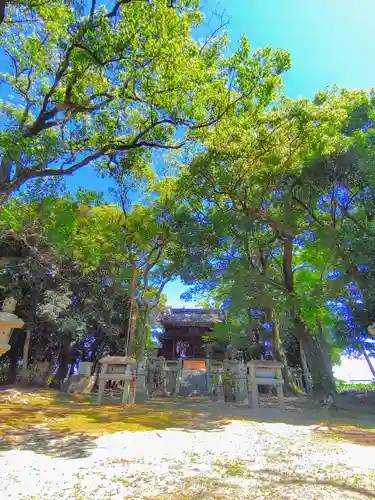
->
xmin=227 ymin=0 xmax=375 ymax=99
xmin=67 ymin=0 xmax=375 ymax=309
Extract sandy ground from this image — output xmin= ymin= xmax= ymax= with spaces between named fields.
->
xmin=1 ymin=399 xmax=375 ymax=499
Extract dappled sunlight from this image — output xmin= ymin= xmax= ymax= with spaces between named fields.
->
xmin=1 ymin=388 xmax=375 ymax=460
xmin=0 ymin=388 xmax=233 ymax=457
xmin=1 ymin=389 xmax=375 ymax=498
xmin=313 ymin=421 xmax=375 ymax=447
xmin=147 ymin=472 xmax=375 ymax=500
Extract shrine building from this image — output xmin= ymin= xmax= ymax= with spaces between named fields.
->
xmin=159 ymin=308 xmax=225 ymax=364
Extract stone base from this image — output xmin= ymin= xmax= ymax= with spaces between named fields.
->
xmin=135 ymin=385 xmax=149 ymax=404
xmin=63 ymin=375 xmax=96 ymax=394
xmin=152 ymin=389 xmax=171 ymax=397
xmin=178 ymin=369 xmax=208 ymax=396
xmin=188 ymin=389 xmax=201 ymax=397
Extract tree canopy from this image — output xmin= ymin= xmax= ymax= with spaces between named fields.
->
xmin=0 ymin=1 xmax=375 ymax=399
xmin=0 ymin=0 xmax=290 ymax=204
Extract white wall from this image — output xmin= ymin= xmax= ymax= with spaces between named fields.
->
xmin=333 ymin=355 xmax=375 ymax=382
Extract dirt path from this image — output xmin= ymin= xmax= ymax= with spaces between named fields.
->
xmin=1 ymin=398 xmax=375 ymax=499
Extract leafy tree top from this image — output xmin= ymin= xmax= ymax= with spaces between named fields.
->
xmin=0 ymin=0 xmax=291 ymax=204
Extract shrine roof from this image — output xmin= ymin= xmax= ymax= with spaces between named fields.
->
xmin=161 ymin=308 xmax=224 ymax=327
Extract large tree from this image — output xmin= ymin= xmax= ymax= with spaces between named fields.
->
xmin=175 ymin=89 xmax=373 ymax=398
xmin=0 ymin=0 xmax=290 ymax=204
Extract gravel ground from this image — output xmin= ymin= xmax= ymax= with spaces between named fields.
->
xmin=1 ymin=402 xmax=375 ymax=500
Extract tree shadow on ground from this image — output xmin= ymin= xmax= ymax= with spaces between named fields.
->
xmin=0 ymin=389 xmax=232 ymax=458
xmin=0 ymin=425 xmax=96 ymax=459
xmin=208 ymin=394 xmax=375 ymax=447
xmin=146 ymin=469 xmax=375 ymax=499
xmin=1 ymin=388 xmax=375 ymax=459
xmin=313 ymin=422 xmax=375 ymax=446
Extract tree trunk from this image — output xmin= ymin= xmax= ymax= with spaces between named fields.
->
xmin=270 ymin=317 xmax=294 ymax=393
xmin=50 ymin=341 xmax=75 ymax=388
xmin=53 ymin=362 xmax=69 ymax=388
xmin=281 ymin=235 xmax=336 ymax=399
xmin=137 ymin=309 xmax=150 ymax=361
xmin=6 ymin=330 xmax=23 ymax=384
xmin=125 ymin=263 xmax=137 ymax=356
xmin=293 ymin=315 xmax=336 ymax=399
xmin=0 ymin=0 xmax=6 ymax=25
xmin=90 ymin=331 xmax=106 ymax=375
xmin=20 ymin=328 xmax=31 ymax=385
xmin=299 ymin=343 xmax=311 ymax=393
xmin=362 ymin=348 xmax=375 ymax=379
xmin=7 ymin=352 xmax=18 ymax=384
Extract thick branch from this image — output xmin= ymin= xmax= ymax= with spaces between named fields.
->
xmin=106 ymin=0 xmax=133 ymax=19
xmin=89 ymin=0 xmax=96 ymax=19
xmin=0 ymin=150 xmax=106 ymax=205
xmin=282 ymin=235 xmax=294 ymax=293
xmin=292 ymin=195 xmax=324 ymax=227
xmin=0 ymin=0 xmax=5 ymax=24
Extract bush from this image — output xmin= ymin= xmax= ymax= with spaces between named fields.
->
xmin=335 ymin=379 xmax=375 ymax=392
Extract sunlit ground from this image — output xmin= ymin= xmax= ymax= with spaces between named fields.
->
xmin=1 ymin=387 xmax=374 ymax=449
xmin=1 ymin=388 xmax=375 ymax=499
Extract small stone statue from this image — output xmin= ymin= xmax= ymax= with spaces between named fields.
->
xmin=0 ymin=297 xmax=24 ymax=357
xmin=2 ymin=296 xmax=17 ymax=313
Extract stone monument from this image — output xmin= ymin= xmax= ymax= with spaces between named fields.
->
xmin=164 ymin=359 xmax=182 ymax=395
xmin=223 ymin=359 xmax=248 ymax=404
xmin=135 ymin=358 xmax=149 ymax=403
xmin=147 ymin=354 xmax=169 ymax=397
xmin=247 ymin=360 xmax=285 ymax=410
xmin=97 ymin=356 xmax=137 ymax=404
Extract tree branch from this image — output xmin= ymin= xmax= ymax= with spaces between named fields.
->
xmin=89 ymin=0 xmax=96 ymax=20
xmin=0 ymin=0 xmax=6 ymax=24
xmin=106 ymin=0 xmax=133 ymax=19
xmin=0 ymin=150 xmax=107 ymax=205
xmin=292 ymin=195 xmax=324 ymax=227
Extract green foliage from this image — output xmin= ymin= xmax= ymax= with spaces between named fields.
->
xmin=1 ymin=4 xmax=375 ymax=395
xmin=0 ymin=0 xmax=290 ymax=204
xmin=172 ymin=87 xmax=375 ymax=395
xmin=335 ymin=379 xmax=375 ymax=391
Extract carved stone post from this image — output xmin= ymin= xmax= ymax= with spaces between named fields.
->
xmin=175 ymin=358 xmax=183 ymax=396
xmin=223 ymin=359 xmax=248 ymax=404
xmin=135 ymin=358 xmax=149 ymax=403
xmin=206 ymin=359 xmax=213 ymax=395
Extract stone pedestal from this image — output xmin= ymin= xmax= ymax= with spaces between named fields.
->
xmin=178 ymin=359 xmax=208 ymax=397
xmin=78 ymin=361 xmax=93 ymax=376
xmin=165 ymin=359 xmax=182 ymax=395
xmin=206 ymin=359 xmax=224 ymax=400
xmin=216 ymin=373 xmax=225 ymax=402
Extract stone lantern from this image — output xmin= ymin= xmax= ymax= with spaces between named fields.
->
xmin=0 ymin=297 xmax=24 ymax=356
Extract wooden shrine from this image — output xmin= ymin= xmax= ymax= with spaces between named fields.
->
xmin=159 ymin=308 xmax=224 ymax=360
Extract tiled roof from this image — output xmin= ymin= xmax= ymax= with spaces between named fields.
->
xmin=162 ymin=308 xmax=224 ymax=326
